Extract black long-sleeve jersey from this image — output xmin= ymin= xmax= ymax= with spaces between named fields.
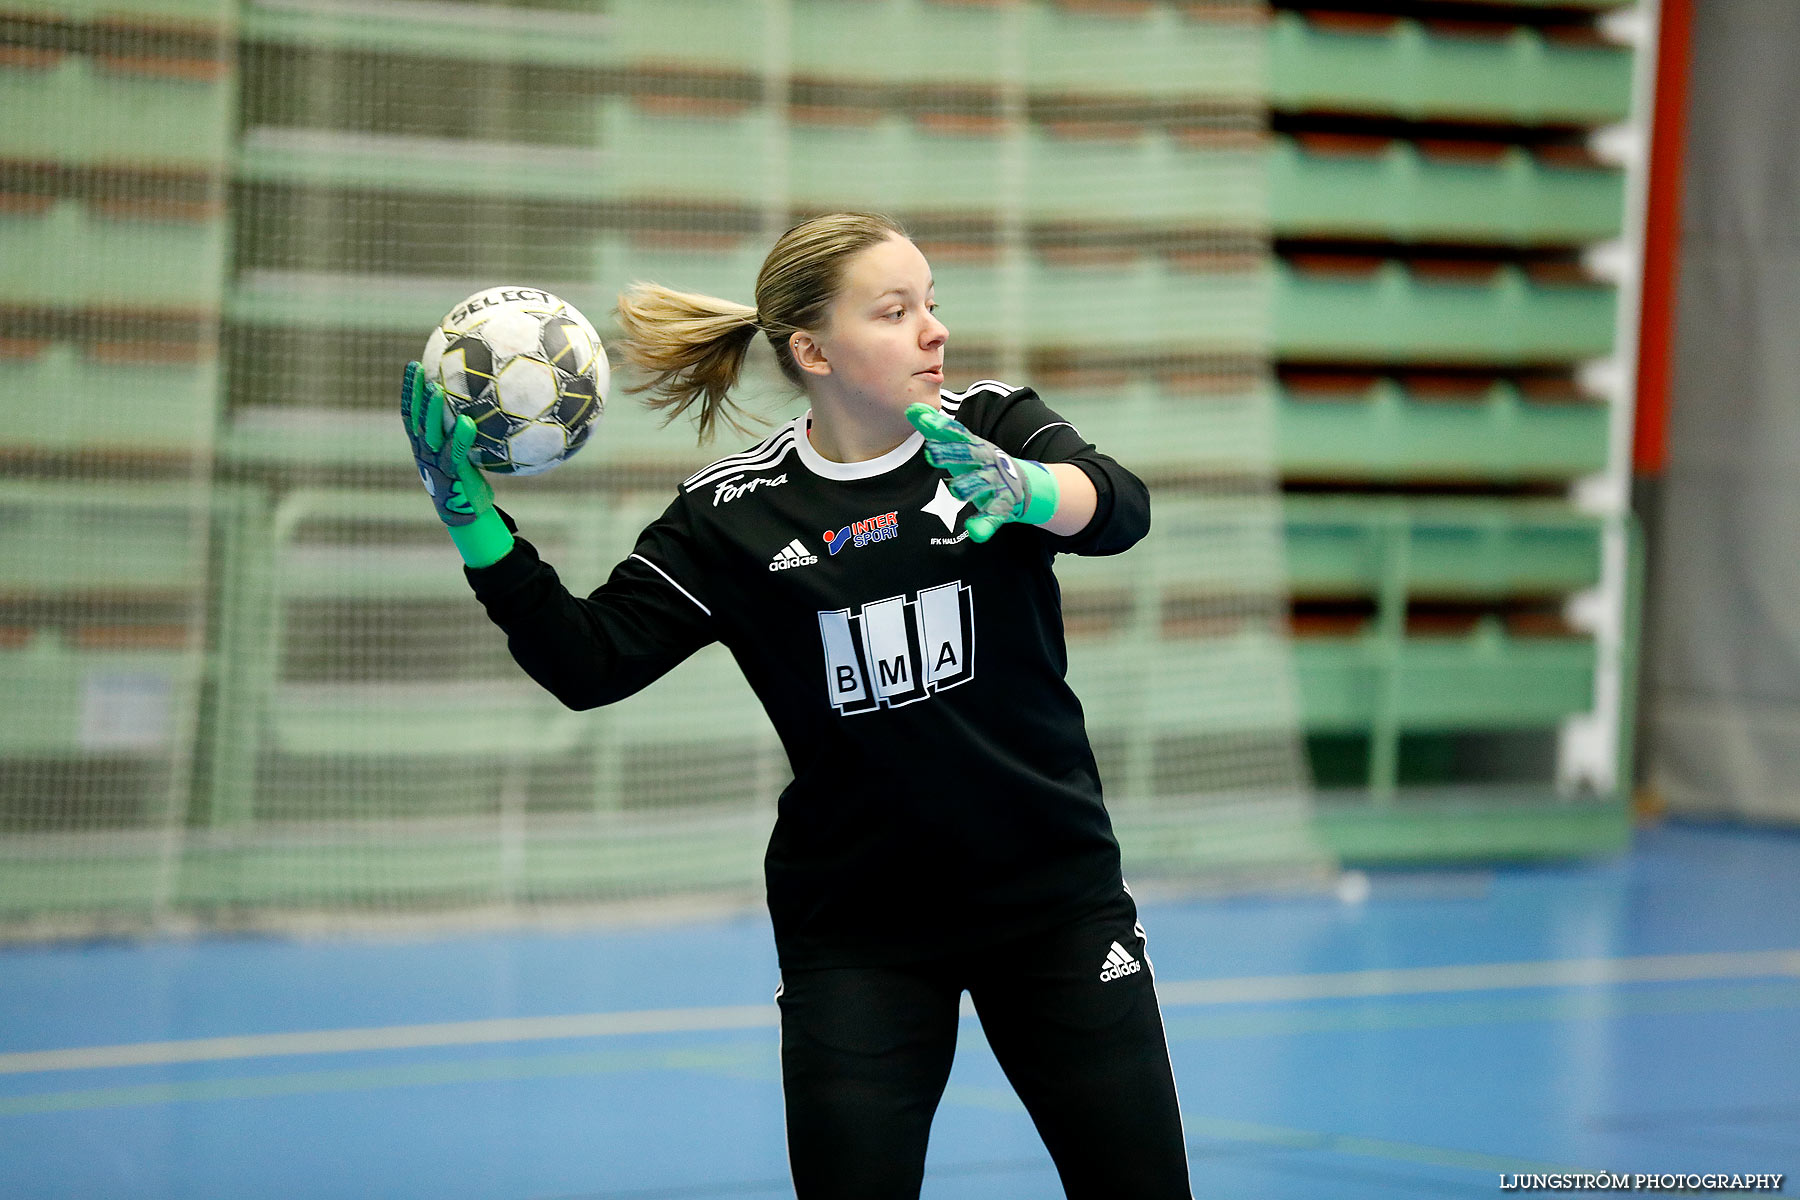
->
xmin=465 ymin=381 xmax=1152 ymax=968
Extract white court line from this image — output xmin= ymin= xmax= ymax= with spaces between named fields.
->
xmin=1153 ymin=948 xmax=1800 ymax=1006
xmin=0 ymin=1006 xmax=778 ymax=1077
xmin=3 ymin=949 xmax=1796 ymax=1077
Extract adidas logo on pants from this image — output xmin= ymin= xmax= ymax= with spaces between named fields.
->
xmin=1099 ymin=940 xmax=1141 ymax=982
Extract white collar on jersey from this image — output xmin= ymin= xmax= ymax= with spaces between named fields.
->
xmin=790 ymin=411 xmax=925 ymax=481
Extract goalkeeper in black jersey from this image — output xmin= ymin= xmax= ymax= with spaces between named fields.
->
xmin=401 ymin=212 xmax=1191 ymax=1198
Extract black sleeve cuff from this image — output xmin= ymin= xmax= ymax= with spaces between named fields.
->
xmin=462 ymin=507 xmax=539 ymax=599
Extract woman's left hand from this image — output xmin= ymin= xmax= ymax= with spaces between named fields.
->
xmin=905 ymin=403 xmax=1061 ymax=543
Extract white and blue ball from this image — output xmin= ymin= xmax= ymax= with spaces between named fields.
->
xmin=421 ymin=286 xmax=608 ymax=476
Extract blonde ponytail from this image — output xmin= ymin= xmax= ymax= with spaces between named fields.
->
xmin=614 ymin=284 xmax=761 ymax=443
xmin=616 ymin=212 xmax=908 ymax=444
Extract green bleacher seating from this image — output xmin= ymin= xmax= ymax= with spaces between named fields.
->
xmin=1268 ymin=10 xmax=1634 ymax=125
xmin=0 ymin=482 xmax=209 ymax=760
xmin=1277 ymin=381 xmax=1610 ymax=482
xmin=1270 ymin=137 xmax=1626 ymax=245
xmin=0 ymin=51 xmax=232 ymax=168
xmin=1294 ymin=624 xmax=1595 ymax=733
xmin=1282 ymin=497 xmax=1604 ymax=598
xmin=0 ymin=199 xmax=226 ymax=309
xmin=1273 ymin=261 xmax=1616 ymax=363
xmin=0 ymin=343 xmax=221 ymax=455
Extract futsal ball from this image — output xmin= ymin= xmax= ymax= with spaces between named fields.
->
xmin=420 ymin=285 xmax=608 ymax=476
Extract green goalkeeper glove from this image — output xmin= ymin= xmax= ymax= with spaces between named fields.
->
xmin=400 ymin=360 xmax=514 ymax=568
xmin=905 ymin=402 xmax=1060 ymax=543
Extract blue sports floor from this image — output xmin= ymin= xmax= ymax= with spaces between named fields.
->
xmin=2 ymin=821 xmax=1796 ymax=1198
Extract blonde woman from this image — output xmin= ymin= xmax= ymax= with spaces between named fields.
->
xmin=401 ymin=212 xmax=1190 ymax=1198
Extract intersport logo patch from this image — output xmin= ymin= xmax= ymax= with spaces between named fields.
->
xmin=824 ymin=510 xmax=898 ymax=555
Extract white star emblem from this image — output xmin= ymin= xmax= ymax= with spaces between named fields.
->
xmin=922 ymin=478 xmax=969 ymax=532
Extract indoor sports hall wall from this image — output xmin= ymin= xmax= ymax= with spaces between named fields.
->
xmin=0 ymin=0 xmax=1652 ymax=928
xmin=1639 ymin=0 xmax=1800 ymax=825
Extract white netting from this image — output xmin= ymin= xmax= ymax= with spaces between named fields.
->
xmin=0 ymin=0 xmax=1320 ymax=930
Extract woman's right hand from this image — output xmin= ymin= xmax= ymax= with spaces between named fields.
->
xmin=400 ymin=361 xmax=514 ymax=566
xmin=401 ymin=361 xmax=492 ymax=527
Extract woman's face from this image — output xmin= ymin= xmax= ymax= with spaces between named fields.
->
xmin=798 ymin=233 xmax=949 ymax=425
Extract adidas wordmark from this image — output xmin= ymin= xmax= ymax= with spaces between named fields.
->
xmin=1099 ymin=940 xmax=1141 ymax=982
xmin=770 ymin=539 xmax=819 ymax=571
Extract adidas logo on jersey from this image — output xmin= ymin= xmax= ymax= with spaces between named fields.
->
xmin=769 ymin=539 xmax=818 ymax=571
xmin=1099 ymin=941 xmax=1141 ymax=982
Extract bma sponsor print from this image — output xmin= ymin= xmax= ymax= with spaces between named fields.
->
xmin=818 ymin=581 xmax=975 ymax=714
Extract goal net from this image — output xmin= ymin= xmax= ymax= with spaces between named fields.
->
xmin=0 ymin=0 xmax=1322 ymax=931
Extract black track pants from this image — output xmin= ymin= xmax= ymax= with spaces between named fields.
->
xmin=776 ymin=890 xmax=1192 ymax=1199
